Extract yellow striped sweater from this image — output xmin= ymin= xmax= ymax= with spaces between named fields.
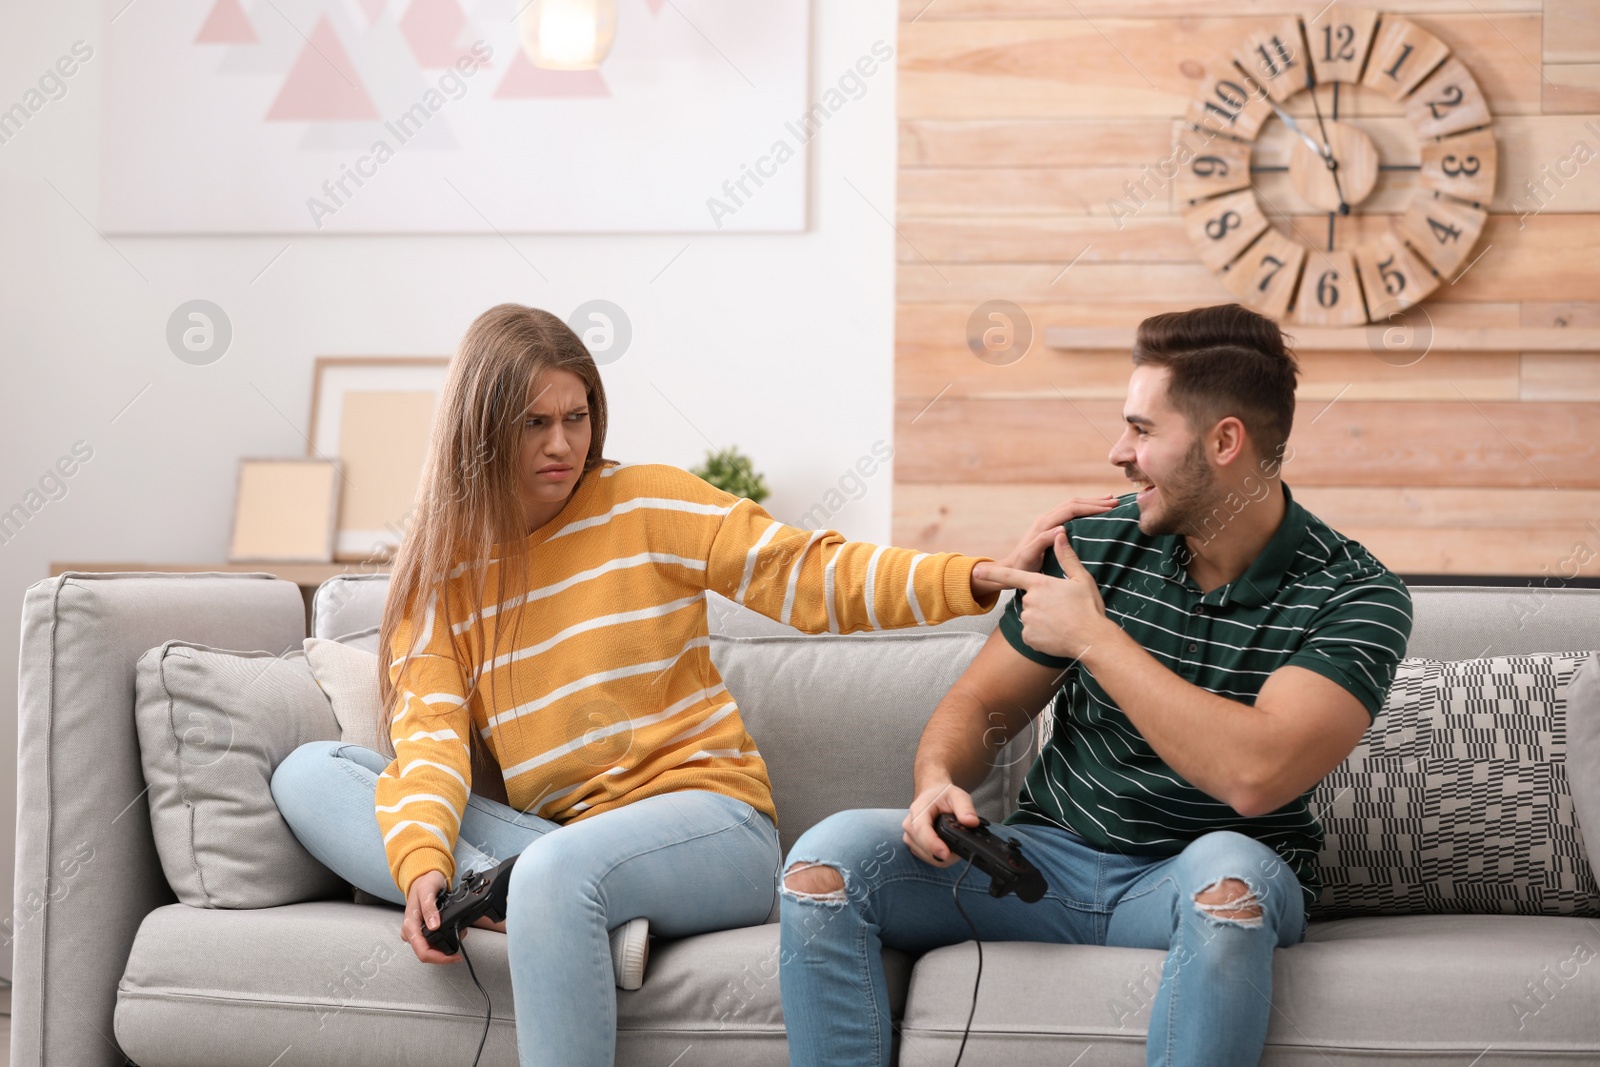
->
xmin=376 ymin=461 xmax=998 ymax=898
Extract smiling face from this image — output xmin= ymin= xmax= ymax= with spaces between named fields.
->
xmin=516 ymin=368 xmax=593 ymax=532
xmin=1109 ymin=364 xmax=1221 ymax=538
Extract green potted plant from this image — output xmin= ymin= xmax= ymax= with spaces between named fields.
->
xmin=691 ymin=446 xmax=769 ymax=504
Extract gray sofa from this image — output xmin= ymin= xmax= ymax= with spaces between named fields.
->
xmin=13 ymin=570 xmax=1600 ymax=1066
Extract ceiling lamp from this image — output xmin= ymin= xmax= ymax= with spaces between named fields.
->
xmin=518 ymin=0 xmax=618 ymax=70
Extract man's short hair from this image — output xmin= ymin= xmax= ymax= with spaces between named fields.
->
xmin=1130 ymin=304 xmax=1301 ymax=463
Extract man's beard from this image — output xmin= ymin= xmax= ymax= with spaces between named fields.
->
xmin=1137 ymin=437 xmax=1220 ymax=538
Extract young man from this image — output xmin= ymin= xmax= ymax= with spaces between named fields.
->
xmin=777 ymin=303 xmax=1413 ymax=1067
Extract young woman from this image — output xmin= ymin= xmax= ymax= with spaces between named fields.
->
xmin=271 ymin=303 xmax=1117 ymax=1067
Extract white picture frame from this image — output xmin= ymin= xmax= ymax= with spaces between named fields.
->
xmin=100 ymin=0 xmax=812 ymax=233
xmin=228 ymin=457 xmax=341 ymax=562
xmin=308 ymin=356 xmax=450 ymax=560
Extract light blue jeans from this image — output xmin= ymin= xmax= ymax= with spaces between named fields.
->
xmin=778 ymin=809 xmax=1308 ymax=1067
xmin=270 ymin=740 xmax=781 ymax=1067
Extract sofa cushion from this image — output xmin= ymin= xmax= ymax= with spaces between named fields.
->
xmin=1309 ymin=652 xmax=1600 ymax=919
xmin=710 ymin=629 xmax=1036 ymax=858
xmin=114 ymin=900 xmax=913 ymax=1067
xmin=302 ymin=633 xmax=513 ymax=810
xmin=134 ymin=641 xmax=348 ymax=909
xmin=899 ymin=914 xmax=1600 ymax=1065
xmin=1566 ymin=652 xmax=1600 ymax=862
xmin=304 ymin=634 xmax=390 ymax=757
xmin=311 ymin=573 xmax=390 ymax=643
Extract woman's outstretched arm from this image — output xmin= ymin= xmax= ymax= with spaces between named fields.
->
xmin=703 ymin=492 xmax=997 ymax=634
xmin=702 ymin=482 xmax=1122 ymax=632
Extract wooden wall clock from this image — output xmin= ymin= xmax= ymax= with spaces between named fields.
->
xmin=1177 ymin=6 xmax=1496 ymax=326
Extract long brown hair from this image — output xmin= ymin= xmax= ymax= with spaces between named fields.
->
xmin=377 ymin=304 xmax=610 ymax=798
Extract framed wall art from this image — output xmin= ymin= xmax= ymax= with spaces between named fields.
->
xmin=228 ymin=457 xmax=341 ymax=562
xmin=308 ymin=356 xmax=450 ymax=560
xmin=100 ymin=0 xmax=811 ymax=233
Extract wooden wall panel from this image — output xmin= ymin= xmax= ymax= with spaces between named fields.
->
xmin=895 ymin=215 xmax=1600 ymax=303
xmin=893 ymin=2 xmax=1600 ymax=578
xmin=896 ymin=484 xmax=1600 ymax=576
xmin=1522 ymin=354 xmax=1600 ymax=399
xmin=894 ymin=214 xmax=1600 ymax=265
xmin=900 ymin=0 xmax=1543 ymax=18
xmin=897 ymin=343 xmax=1523 ymax=400
xmin=894 ymin=398 xmax=1600 ymax=487
xmin=898 ymin=116 xmax=1600 ymax=214
xmin=1542 ymin=64 xmax=1600 ymax=112
xmin=898 ymin=16 xmax=1544 ymax=118
xmin=1543 ymin=0 xmax=1600 ymax=63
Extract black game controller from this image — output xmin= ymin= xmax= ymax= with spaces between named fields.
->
xmin=424 ymin=854 xmax=519 ymax=955
xmin=933 ymin=814 xmax=1047 ymax=903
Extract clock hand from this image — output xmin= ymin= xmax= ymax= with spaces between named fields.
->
xmin=1307 ymin=86 xmax=1351 ymax=217
xmin=1268 ymin=99 xmax=1352 ymax=216
xmin=1266 ymin=99 xmax=1332 ymax=161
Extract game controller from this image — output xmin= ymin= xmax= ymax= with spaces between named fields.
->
xmin=424 ymin=854 xmax=519 ymax=955
xmin=933 ymin=813 xmax=1047 ymax=903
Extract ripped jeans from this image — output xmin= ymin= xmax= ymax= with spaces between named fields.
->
xmin=777 ymin=810 xmax=1307 ymax=1067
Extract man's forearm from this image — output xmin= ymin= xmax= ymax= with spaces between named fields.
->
xmin=1078 ymin=621 xmax=1276 ymax=813
xmin=912 ymin=684 xmax=1031 ymax=796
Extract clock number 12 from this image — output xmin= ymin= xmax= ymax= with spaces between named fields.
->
xmin=1321 ymin=24 xmax=1357 ymax=62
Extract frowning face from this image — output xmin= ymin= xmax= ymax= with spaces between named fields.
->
xmin=517 ymin=368 xmax=592 ymax=531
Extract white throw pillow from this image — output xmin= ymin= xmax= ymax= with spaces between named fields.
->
xmin=303 ymin=637 xmax=390 ymax=758
xmin=307 ymin=634 xmax=514 ymax=803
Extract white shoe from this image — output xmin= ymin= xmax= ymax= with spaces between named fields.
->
xmin=609 ymin=917 xmax=650 ymax=990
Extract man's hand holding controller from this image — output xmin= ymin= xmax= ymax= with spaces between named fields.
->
xmin=903 ymin=781 xmax=983 ymax=867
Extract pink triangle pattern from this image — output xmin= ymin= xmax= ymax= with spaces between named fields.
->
xmin=358 ymin=0 xmax=388 ymax=24
xmin=495 ymin=49 xmax=611 ymax=98
xmin=195 ymin=0 xmax=257 ymax=43
xmin=399 ymin=0 xmax=476 ymax=68
xmin=645 ymin=0 xmax=666 ymax=13
xmin=266 ymin=15 xmax=379 ymax=121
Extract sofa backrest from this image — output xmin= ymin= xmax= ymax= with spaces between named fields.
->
xmin=15 ymin=572 xmax=307 ymax=1067
xmin=311 ymin=575 xmax=1600 ymax=850
xmin=315 ymin=574 xmax=1600 ymax=660
xmin=1400 ymin=584 xmax=1600 ymax=659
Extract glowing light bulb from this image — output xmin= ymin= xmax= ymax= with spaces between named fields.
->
xmin=518 ymin=0 xmax=617 ymax=70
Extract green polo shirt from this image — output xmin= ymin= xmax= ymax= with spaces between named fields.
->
xmin=999 ymin=481 xmax=1413 ymax=910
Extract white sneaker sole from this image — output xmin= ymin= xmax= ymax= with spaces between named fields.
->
xmin=610 ymin=917 xmax=650 ymax=991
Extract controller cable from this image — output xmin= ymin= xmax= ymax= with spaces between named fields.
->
xmin=457 ymin=936 xmax=492 ymax=1067
xmin=949 ymin=856 xmax=983 ymax=1067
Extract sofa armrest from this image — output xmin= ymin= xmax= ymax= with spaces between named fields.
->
xmin=12 ymin=572 xmax=306 ymax=1067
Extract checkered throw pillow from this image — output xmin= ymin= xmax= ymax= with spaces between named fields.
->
xmin=1308 ymin=652 xmax=1600 ymax=919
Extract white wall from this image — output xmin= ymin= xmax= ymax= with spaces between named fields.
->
xmin=0 ymin=0 xmax=899 ymax=983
